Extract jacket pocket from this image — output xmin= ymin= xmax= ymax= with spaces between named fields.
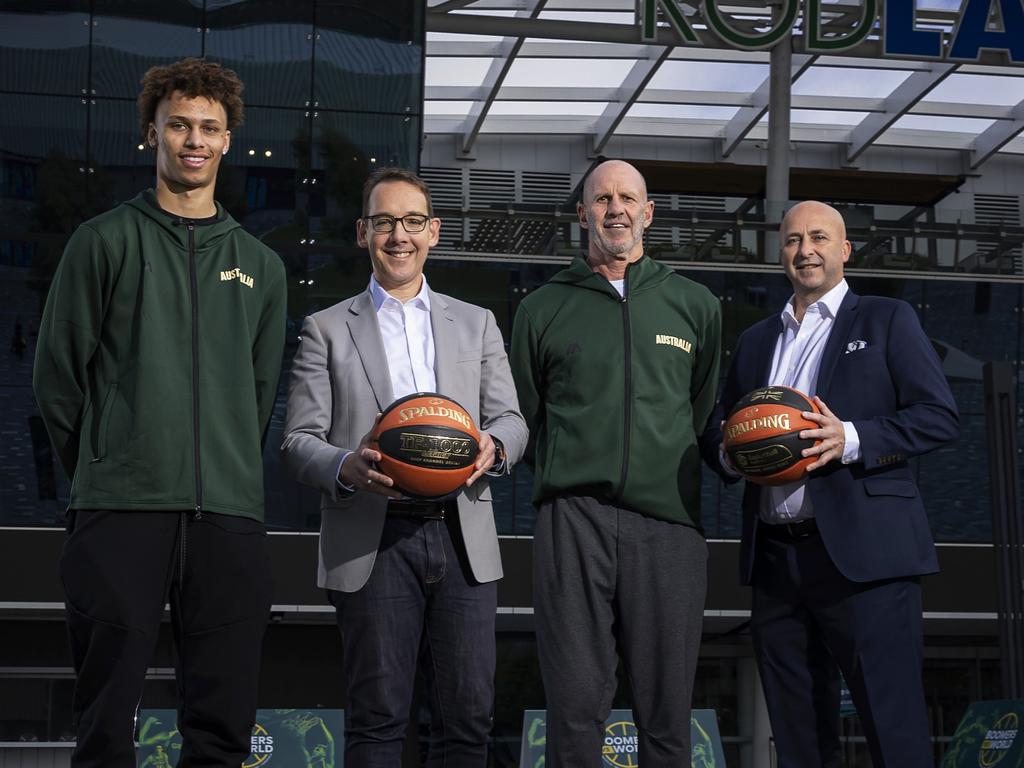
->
xmin=93 ymin=384 xmax=118 ymax=461
xmin=863 ymin=476 xmax=917 ymax=498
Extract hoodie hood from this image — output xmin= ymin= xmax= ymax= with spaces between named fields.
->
xmin=125 ymin=190 xmax=242 ymax=252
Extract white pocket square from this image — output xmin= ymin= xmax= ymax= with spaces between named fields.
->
xmin=845 ymin=340 xmax=868 ymax=354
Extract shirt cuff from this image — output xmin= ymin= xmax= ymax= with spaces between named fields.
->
xmin=841 ymin=421 xmax=861 ymax=464
xmin=484 ymin=437 xmax=507 ymax=477
xmin=336 ymin=450 xmax=356 ymax=494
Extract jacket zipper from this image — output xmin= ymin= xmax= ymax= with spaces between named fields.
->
xmin=617 ymin=265 xmax=631 ymax=496
xmin=186 ymin=222 xmax=203 ymax=519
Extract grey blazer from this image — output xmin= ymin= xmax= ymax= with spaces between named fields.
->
xmin=281 ymin=286 xmax=527 ymax=593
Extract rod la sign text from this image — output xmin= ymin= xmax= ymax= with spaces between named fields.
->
xmin=642 ymin=0 xmax=1024 ymax=62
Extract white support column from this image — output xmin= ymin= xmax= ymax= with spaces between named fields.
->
xmin=764 ymin=9 xmax=793 ymax=264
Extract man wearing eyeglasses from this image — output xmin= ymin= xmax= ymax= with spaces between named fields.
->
xmin=282 ymin=167 xmax=527 ymax=766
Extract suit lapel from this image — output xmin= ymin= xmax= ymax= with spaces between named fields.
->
xmin=346 ymin=291 xmax=394 ymax=409
xmin=814 ymin=290 xmax=860 ymax=398
xmin=430 ymin=287 xmax=456 ymax=395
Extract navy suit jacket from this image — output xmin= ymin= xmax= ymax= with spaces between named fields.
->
xmin=705 ymin=290 xmax=959 ymax=586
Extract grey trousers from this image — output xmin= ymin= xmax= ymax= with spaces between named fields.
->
xmin=533 ymin=495 xmax=708 ymax=768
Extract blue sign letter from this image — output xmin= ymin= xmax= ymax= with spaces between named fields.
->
xmin=949 ymin=0 xmax=1024 ymax=63
xmin=884 ymin=0 xmax=943 ymax=58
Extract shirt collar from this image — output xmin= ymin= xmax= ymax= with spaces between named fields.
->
xmin=782 ymin=278 xmax=848 ymax=327
xmin=369 ymin=274 xmax=431 ymax=312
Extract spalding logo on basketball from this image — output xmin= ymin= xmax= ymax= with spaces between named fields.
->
xmin=723 ymin=386 xmax=821 ymax=486
xmin=373 ymin=392 xmax=481 ymax=498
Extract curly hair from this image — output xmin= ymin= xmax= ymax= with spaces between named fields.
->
xmin=137 ymin=57 xmax=244 ymax=140
xmin=362 ymin=168 xmax=434 ymax=217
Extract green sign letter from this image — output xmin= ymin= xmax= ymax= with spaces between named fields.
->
xmin=704 ymin=0 xmax=799 ymax=50
xmin=640 ymin=0 xmax=699 ymax=43
xmin=806 ymin=0 xmax=878 ymax=52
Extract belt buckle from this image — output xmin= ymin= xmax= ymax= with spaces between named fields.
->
xmin=389 ymin=501 xmax=445 ymax=520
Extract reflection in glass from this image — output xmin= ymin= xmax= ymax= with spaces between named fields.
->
xmin=205 ymin=0 xmax=314 ymax=108
xmin=90 ymin=0 xmax=203 ymax=98
xmin=0 ymin=2 xmax=90 ymax=95
xmin=315 ymin=29 xmax=421 ymax=113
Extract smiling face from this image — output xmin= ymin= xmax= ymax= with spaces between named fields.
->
xmin=780 ymin=201 xmax=851 ymax=313
xmin=148 ymin=91 xmax=230 ymax=214
xmin=578 ymin=160 xmax=654 ymax=270
xmin=357 ymin=180 xmax=440 ymax=301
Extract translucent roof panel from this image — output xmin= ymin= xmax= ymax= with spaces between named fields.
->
xmin=648 ymin=60 xmax=770 ymax=92
xmin=424 ymin=101 xmax=476 ymax=116
xmin=426 ymin=30 xmax=504 ymax=44
xmin=891 ymin=115 xmax=997 ymax=133
xmin=789 ymin=110 xmax=871 ymax=125
xmin=925 ymin=74 xmax=1024 ymax=106
xmin=627 ymin=104 xmax=741 ymax=120
xmin=488 ymin=101 xmax=609 ymax=116
xmin=538 ymin=10 xmax=635 ymax=24
xmin=793 ymin=66 xmax=912 ymax=97
xmin=503 ymin=58 xmax=636 ymax=87
xmin=425 ymin=57 xmax=496 ymax=88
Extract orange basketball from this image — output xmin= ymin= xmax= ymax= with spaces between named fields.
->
xmin=723 ymin=386 xmax=821 ymax=486
xmin=372 ymin=392 xmax=481 ymax=498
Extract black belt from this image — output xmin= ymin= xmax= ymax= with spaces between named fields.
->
xmin=760 ymin=518 xmax=819 ymax=542
xmin=387 ymin=500 xmax=448 ymax=520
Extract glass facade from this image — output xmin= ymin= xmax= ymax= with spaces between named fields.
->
xmin=0 ymin=0 xmax=423 ymax=528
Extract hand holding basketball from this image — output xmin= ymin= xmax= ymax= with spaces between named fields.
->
xmin=465 ymin=431 xmax=497 ymax=487
xmin=339 ymin=414 xmax=402 ymax=498
xmin=799 ymin=396 xmax=846 ymax=472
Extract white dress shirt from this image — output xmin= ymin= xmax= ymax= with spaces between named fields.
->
xmin=761 ymin=279 xmax=861 ymax=523
xmin=369 ymin=274 xmax=436 ymax=398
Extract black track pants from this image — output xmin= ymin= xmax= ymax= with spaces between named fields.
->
xmin=59 ymin=510 xmax=272 ymax=768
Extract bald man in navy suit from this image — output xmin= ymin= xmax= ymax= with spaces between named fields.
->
xmin=704 ymin=201 xmax=958 ymax=767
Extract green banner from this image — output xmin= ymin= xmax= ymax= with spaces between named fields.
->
xmin=137 ymin=709 xmax=343 ymax=767
xmin=941 ymin=700 xmax=1024 ymax=768
xmin=519 ymin=708 xmax=725 ymax=767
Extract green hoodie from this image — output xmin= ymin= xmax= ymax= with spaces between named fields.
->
xmin=33 ymin=191 xmax=286 ymax=520
xmin=510 ymin=255 xmax=721 ymax=528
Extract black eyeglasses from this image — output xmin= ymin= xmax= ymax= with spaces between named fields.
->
xmin=365 ymin=214 xmax=431 ymax=234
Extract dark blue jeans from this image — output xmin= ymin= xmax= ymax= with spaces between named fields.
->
xmin=328 ymin=515 xmax=497 ymax=767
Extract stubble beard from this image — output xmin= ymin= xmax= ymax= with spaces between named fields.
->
xmin=588 ymin=214 xmax=643 ymax=259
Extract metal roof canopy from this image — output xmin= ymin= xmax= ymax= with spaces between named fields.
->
xmin=632 ymin=159 xmax=967 ymax=207
xmin=425 ymin=1 xmax=1024 ymax=171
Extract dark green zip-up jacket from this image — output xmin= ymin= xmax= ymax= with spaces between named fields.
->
xmin=510 ymin=255 xmax=721 ymax=528
xmin=33 ymin=191 xmax=287 ymax=521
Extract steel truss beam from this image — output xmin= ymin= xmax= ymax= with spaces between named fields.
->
xmin=592 ymin=46 xmax=675 ymax=155
xmin=971 ymin=98 xmax=1024 ymax=169
xmin=721 ymin=54 xmax=815 ymax=158
xmin=459 ymin=0 xmax=548 ymax=156
xmin=846 ymin=63 xmax=957 ymax=163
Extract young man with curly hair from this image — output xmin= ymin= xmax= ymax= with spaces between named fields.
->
xmin=33 ymin=58 xmax=286 ymax=767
